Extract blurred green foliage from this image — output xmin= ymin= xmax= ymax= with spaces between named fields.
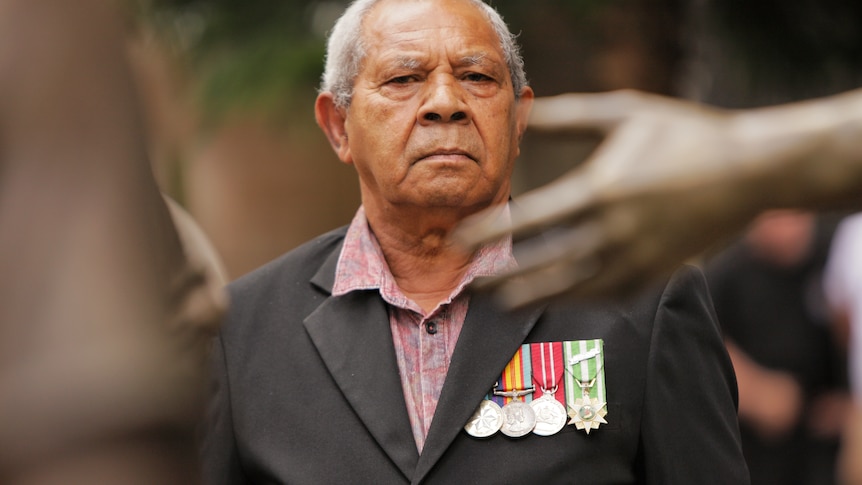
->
xmin=142 ymin=0 xmax=336 ymax=124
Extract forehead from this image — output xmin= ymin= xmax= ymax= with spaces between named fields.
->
xmin=361 ymin=0 xmax=505 ymax=66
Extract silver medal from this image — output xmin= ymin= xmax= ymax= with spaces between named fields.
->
xmin=499 ymin=400 xmax=536 ymax=437
xmin=530 ymin=394 xmax=567 ymax=436
xmin=464 ymin=399 xmax=503 ymax=438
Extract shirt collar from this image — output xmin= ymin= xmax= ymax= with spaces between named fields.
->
xmin=332 ymin=205 xmax=516 ymax=311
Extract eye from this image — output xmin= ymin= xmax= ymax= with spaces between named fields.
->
xmin=464 ymin=72 xmax=493 ymax=82
xmin=388 ymin=75 xmax=417 ymax=84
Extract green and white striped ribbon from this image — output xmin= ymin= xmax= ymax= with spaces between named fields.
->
xmin=563 ymin=339 xmax=605 ymax=406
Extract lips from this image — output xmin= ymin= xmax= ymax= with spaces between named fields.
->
xmin=415 ymin=148 xmax=476 ymax=164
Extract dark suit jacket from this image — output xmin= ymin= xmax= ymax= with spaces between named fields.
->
xmin=202 ymin=226 xmax=749 ymax=484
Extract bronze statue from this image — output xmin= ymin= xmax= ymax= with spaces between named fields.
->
xmin=0 ymin=1 xmax=223 ymax=483
xmin=457 ymin=88 xmax=862 ymax=307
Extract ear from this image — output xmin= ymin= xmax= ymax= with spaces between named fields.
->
xmin=315 ymin=92 xmax=353 ymax=164
xmin=515 ymin=86 xmax=534 ymax=142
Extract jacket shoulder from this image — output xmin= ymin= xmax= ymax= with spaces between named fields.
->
xmin=225 ymin=226 xmax=347 ymax=323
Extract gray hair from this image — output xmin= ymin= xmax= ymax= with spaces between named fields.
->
xmin=320 ymin=0 xmax=528 ymax=109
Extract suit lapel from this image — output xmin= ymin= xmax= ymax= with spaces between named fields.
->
xmin=412 ymin=294 xmax=546 ymax=484
xmin=304 ymin=248 xmax=419 ymax=481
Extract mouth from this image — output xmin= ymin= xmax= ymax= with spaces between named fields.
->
xmin=415 ymin=148 xmax=476 ymax=164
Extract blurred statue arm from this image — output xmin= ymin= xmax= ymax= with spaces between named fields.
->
xmin=456 ymin=88 xmax=862 ymax=307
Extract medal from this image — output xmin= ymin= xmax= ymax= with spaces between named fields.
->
xmin=464 ymin=399 xmax=503 ymax=438
xmin=568 ymin=396 xmax=608 ymax=433
xmin=529 ymin=342 xmax=567 ymax=436
xmin=496 ymin=388 xmax=536 ymax=438
xmin=563 ymin=339 xmax=608 ymax=434
xmin=530 ymin=394 xmax=567 ymax=436
xmin=493 ymin=344 xmax=536 ymax=437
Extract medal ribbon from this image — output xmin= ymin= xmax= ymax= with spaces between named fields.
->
xmin=530 ymin=341 xmax=565 ymax=406
xmin=492 ymin=344 xmax=533 ymax=406
xmin=563 ymin=339 xmax=605 ymax=408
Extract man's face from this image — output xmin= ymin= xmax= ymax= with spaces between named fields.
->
xmin=320 ymin=0 xmax=533 ymax=216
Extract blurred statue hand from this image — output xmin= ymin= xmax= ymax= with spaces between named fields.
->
xmin=456 ymin=90 xmax=759 ymax=307
xmin=457 ymin=88 xmax=862 ymax=308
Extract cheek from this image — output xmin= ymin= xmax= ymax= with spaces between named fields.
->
xmin=361 ymin=105 xmax=412 ymax=152
xmin=347 ymin=111 xmax=390 ymax=156
xmin=345 ymin=124 xmax=403 ymax=188
xmin=485 ymin=97 xmax=516 ymax=134
xmin=483 ymin=103 xmax=520 ymax=161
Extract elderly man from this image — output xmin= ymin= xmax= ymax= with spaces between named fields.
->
xmin=201 ymin=0 xmax=749 ymax=483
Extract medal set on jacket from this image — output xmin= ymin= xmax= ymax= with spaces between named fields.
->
xmin=464 ymin=340 xmax=607 ymax=438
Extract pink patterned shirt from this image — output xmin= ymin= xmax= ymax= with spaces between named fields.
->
xmin=332 ymin=206 xmax=516 ymax=452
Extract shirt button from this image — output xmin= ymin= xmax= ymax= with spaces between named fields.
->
xmin=425 ymin=321 xmax=438 ymax=335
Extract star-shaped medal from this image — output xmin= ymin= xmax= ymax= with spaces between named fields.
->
xmin=568 ymin=397 xmax=608 ymax=434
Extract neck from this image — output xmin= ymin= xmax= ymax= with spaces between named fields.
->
xmin=365 ymin=205 xmax=480 ymax=313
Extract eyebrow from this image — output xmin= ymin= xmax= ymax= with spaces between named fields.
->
xmin=460 ymin=53 xmax=488 ymax=67
xmin=396 ymin=56 xmax=422 ymax=70
xmin=393 ymin=52 xmax=492 ymax=70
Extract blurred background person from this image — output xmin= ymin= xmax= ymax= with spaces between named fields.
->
xmin=824 ymin=213 xmax=862 ymax=485
xmin=706 ymin=211 xmax=849 ymax=485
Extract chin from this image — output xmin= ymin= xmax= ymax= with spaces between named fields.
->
xmin=424 ymin=193 xmax=500 ymax=213
xmin=394 ymin=180 xmax=505 ymax=212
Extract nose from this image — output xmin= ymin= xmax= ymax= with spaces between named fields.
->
xmin=418 ymin=75 xmax=470 ymax=125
